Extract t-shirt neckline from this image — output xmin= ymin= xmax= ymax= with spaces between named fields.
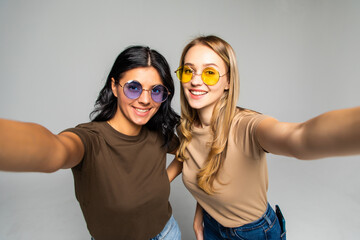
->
xmin=102 ymin=121 xmax=146 ymax=142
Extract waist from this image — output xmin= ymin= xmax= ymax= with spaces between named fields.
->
xmin=204 ymin=203 xmax=276 ymax=229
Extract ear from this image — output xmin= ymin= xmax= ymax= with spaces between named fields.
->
xmin=224 ymin=78 xmax=230 ymax=90
xmin=111 ymin=78 xmax=118 ymax=98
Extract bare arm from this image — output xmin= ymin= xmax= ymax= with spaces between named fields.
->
xmin=194 ymin=202 xmax=204 ymax=240
xmin=256 ymin=106 xmax=360 ymax=160
xmin=0 ymin=119 xmax=84 ymax=172
xmin=166 ymin=158 xmax=183 ymax=182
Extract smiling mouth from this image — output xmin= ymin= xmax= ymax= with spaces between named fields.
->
xmin=190 ymin=90 xmax=207 ymax=96
xmin=134 ymin=108 xmax=150 ymax=113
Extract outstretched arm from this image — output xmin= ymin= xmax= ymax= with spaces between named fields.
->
xmin=256 ymin=106 xmax=360 ymax=160
xmin=0 ymin=119 xmax=84 ymax=172
xmin=167 ymin=158 xmax=183 ymax=182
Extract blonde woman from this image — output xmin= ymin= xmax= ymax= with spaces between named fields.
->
xmin=167 ymin=35 xmax=360 ymax=240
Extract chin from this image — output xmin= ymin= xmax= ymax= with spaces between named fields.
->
xmin=132 ymin=119 xmax=150 ymax=126
xmin=132 ymin=114 xmax=155 ymax=126
xmin=187 ymin=101 xmax=205 ymax=110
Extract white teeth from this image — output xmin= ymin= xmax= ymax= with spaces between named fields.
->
xmin=135 ymin=108 xmax=150 ymax=113
xmin=190 ymin=90 xmax=206 ymax=96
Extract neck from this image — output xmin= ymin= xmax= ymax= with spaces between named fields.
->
xmin=108 ymin=115 xmax=142 ymax=136
xmin=197 ymin=105 xmax=215 ymax=128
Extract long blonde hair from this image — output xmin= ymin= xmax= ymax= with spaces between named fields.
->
xmin=176 ymin=35 xmax=240 ymax=194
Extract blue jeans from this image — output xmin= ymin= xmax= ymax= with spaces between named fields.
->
xmin=203 ymin=203 xmax=286 ymax=240
xmin=90 ymin=215 xmax=181 ymax=240
xmin=150 ymin=215 xmax=181 ymax=240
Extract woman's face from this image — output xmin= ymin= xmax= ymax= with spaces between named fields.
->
xmin=182 ymin=44 xmax=229 ymax=115
xmin=111 ymin=67 xmax=163 ymax=133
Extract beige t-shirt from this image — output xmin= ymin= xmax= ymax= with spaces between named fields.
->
xmin=182 ymin=109 xmax=269 ymax=227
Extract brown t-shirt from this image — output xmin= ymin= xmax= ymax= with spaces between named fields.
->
xmin=181 ymin=109 xmax=269 ymax=227
xmin=64 ymin=121 xmax=178 ymax=240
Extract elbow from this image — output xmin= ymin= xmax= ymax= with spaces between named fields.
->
xmin=287 ymin=124 xmax=318 ymax=160
xmin=41 ymin=155 xmax=65 ymax=173
xmin=39 ymin=157 xmax=64 ymax=173
xmin=291 ymin=152 xmax=314 ymax=160
xmin=289 ymin=143 xmax=322 ymax=161
xmin=41 ymin=167 xmax=60 ymax=173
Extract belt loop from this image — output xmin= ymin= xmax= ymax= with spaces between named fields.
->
xmin=263 ymin=204 xmax=272 ymax=226
xmin=264 ymin=214 xmax=272 ymax=226
xmin=230 ymin=228 xmax=236 ymax=237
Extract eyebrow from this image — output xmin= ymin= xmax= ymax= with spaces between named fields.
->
xmin=126 ymin=79 xmax=164 ymax=88
xmin=184 ymin=63 xmax=220 ymax=68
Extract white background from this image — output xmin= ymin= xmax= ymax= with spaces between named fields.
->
xmin=0 ymin=0 xmax=359 ymax=239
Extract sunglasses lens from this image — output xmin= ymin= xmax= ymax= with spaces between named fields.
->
xmin=151 ymin=85 xmax=168 ymax=103
xmin=176 ymin=66 xmax=221 ymax=86
xmin=124 ymin=81 xmax=142 ymax=99
xmin=202 ymin=67 xmax=220 ymax=85
xmin=176 ymin=66 xmax=192 ymax=83
xmin=123 ymin=80 xmax=168 ymax=103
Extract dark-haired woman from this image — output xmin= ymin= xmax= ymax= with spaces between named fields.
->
xmin=0 ymin=46 xmax=181 ymax=240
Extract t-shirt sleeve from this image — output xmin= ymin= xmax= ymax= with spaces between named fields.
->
xmin=166 ymin=134 xmax=180 ymax=154
xmin=61 ymin=123 xmax=98 ymax=169
xmin=233 ymin=112 xmax=270 ymax=159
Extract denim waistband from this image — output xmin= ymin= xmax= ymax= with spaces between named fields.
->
xmin=203 ymin=203 xmax=285 ymax=239
xmin=204 ymin=203 xmax=276 ymax=231
xmin=232 ymin=203 xmax=276 ymax=231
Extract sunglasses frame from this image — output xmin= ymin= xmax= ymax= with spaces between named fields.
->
xmin=175 ymin=65 xmax=228 ymax=86
xmin=117 ymin=80 xmax=170 ymax=103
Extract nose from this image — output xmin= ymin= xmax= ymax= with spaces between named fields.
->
xmin=137 ymin=89 xmax=151 ymax=105
xmin=191 ymin=72 xmax=204 ymax=86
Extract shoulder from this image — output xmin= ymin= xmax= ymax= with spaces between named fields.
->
xmin=61 ymin=122 xmax=105 ymax=147
xmin=68 ymin=121 xmax=107 ymax=136
xmin=167 ymin=134 xmax=180 ymax=154
xmin=230 ymin=108 xmax=270 ymax=156
xmin=144 ymin=127 xmax=179 ymax=151
xmin=232 ymin=107 xmax=268 ymax=128
xmin=74 ymin=121 xmax=103 ymax=131
xmin=231 ymin=107 xmax=270 ymax=142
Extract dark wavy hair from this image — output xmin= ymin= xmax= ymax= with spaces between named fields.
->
xmin=90 ymin=46 xmax=180 ymax=146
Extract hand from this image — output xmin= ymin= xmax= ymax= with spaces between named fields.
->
xmin=193 ymin=202 xmax=204 ymax=240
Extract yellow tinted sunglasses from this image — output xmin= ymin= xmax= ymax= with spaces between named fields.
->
xmin=175 ymin=65 xmax=227 ymax=86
